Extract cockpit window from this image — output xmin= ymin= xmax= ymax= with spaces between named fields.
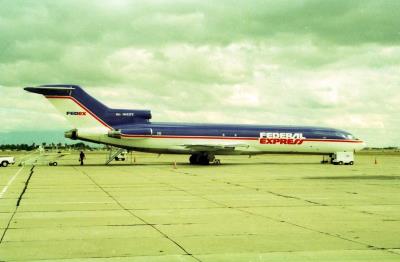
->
xmin=346 ymin=134 xmax=357 ymax=140
xmin=313 ymin=130 xmax=334 ymax=139
xmin=335 ymin=132 xmax=348 ymax=139
xmin=336 ymin=132 xmax=357 ymax=140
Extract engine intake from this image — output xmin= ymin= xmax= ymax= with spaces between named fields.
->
xmin=108 ymin=128 xmax=153 ymax=138
xmin=108 ymin=129 xmax=122 ymax=139
xmin=65 ymin=129 xmax=78 ymax=140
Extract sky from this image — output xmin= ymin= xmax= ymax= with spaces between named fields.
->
xmin=0 ymin=0 xmax=399 ymax=147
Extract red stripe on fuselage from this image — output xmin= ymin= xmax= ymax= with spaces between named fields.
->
xmin=120 ymin=134 xmax=364 ymax=143
xmin=121 ymin=134 xmax=258 ymax=140
xmin=304 ymin=139 xmax=364 ymax=143
xmin=45 ymin=95 xmax=112 ymax=129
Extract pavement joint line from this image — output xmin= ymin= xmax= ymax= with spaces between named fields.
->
xmin=160 ymin=181 xmax=226 ymax=207
xmin=123 ymin=166 xmax=236 ymax=210
xmin=156 ymin=169 xmax=329 ymax=212
xmin=209 ymin=175 xmax=396 ymax=221
xmin=135 ymin=168 xmax=227 ymax=208
xmin=73 ymin=167 xmax=203 ymax=262
xmin=3 ymin=223 xmax=204 ymax=231
xmin=0 ymin=166 xmax=25 ymax=199
xmin=3 ymin=231 xmax=308 ymax=244
xmin=123 ymin=176 xmax=397 ymax=248
xmin=16 ymin=166 xmax=35 ymax=207
xmin=78 ymin=165 xmax=400 ymax=222
xmin=167 ymin=167 xmax=328 ymax=207
xmin=79 ymin=163 xmax=399 ymax=255
xmin=236 ymin=208 xmax=400 ymax=257
xmin=266 ymin=190 xmax=325 ymax=206
xmin=3 ymin=203 xmax=333 ymax=215
xmin=3 ymin=254 xmax=196 ymax=262
xmin=0 ymin=166 xmax=35 ymax=245
xmin=227 ymin=190 xmax=400 ymax=255
xmin=219 ymin=179 xmax=328 ymax=206
xmin=160 ymin=168 xmax=400 ymax=258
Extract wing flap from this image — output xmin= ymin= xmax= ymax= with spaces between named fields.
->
xmin=182 ymin=143 xmax=249 ymax=152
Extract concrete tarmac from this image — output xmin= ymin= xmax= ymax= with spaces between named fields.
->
xmin=0 ymin=152 xmax=399 ymax=261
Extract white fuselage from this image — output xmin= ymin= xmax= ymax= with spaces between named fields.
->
xmin=76 ymin=129 xmax=366 ymax=155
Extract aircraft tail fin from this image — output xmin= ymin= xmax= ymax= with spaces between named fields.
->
xmin=24 ymin=85 xmax=151 ymax=130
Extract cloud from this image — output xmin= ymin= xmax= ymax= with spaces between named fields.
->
xmin=0 ymin=1 xmax=399 ymax=146
xmin=0 ymin=87 xmax=70 ymax=133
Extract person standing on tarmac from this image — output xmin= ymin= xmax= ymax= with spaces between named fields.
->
xmin=79 ymin=151 xmax=86 ymax=165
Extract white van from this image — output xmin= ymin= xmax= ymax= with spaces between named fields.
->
xmin=332 ymin=152 xmax=354 ymax=165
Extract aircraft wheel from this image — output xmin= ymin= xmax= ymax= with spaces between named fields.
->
xmin=199 ymin=156 xmax=210 ymax=165
xmin=189 ymin=154 xmax=212 ymax=165
xmin=189 ymin=155 xmax=198 ymax=165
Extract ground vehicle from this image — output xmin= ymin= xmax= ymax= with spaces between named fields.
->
xmin=332 ymin=152 xmax=354 ymax=165
xmin=0 ymin=156 xmax=15 ymax=167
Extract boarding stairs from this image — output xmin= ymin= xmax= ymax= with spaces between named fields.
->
xmin=105 ymin=147 xmax=125 ymax=165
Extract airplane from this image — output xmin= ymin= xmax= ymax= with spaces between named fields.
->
xmin=24 ymin=85 xmax=366 ymax=165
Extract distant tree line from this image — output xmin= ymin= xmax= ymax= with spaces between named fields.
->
xmin=365 ymin=147 xmax=399 ymax=150
xmin=0 ymin=142 xmax=96 ymax=151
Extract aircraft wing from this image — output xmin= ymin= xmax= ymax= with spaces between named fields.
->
xmin=181 ymin=143 xmax=249 ymax=152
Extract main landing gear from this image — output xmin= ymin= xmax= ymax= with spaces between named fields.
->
xmin=189 ymin=153 xmax=220 ymax=165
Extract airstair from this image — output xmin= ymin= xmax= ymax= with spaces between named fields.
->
xmin=105 ymin=147 xmax=125 ymax=165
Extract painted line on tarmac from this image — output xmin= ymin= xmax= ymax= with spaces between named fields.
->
xmin=0 ymin=166 xmax=24 ymax=199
